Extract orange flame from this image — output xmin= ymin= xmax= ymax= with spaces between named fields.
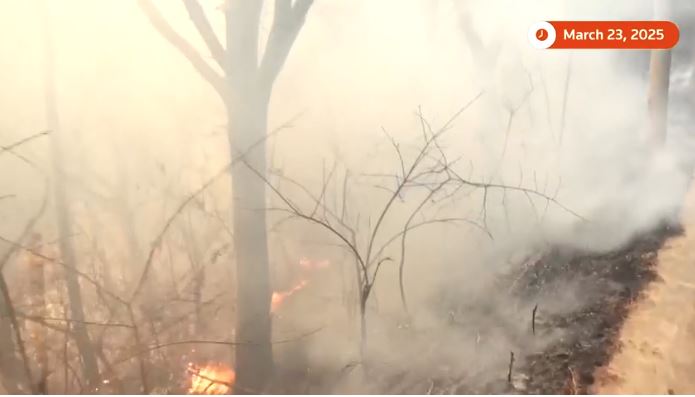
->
xmin=298 ymin=257 xmax=330 ymax=270
xmin=187 ymin=363 xmax=235 ymax=395
xmin=271 ymin=279 xmax=308 ymax=313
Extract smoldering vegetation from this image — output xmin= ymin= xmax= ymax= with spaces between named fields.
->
xmin=0 ymin=0 xmax=694 ymax=394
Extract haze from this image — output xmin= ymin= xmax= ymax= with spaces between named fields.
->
xmin=0 ymin=0 xmax=692 ymax=394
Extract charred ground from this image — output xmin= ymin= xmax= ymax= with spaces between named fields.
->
xmin=514 ymin=224 xmax=680 ymax=394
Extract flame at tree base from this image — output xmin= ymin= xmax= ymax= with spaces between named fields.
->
xmin=187 ymin=362 xmax=236 ymax=395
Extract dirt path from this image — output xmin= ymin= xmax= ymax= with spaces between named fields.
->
xmin=593 ymin=191 xmax=695 ymax=394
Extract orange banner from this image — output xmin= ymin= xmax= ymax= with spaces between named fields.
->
xmin=529 ymin=21 xmax=679 ymax=50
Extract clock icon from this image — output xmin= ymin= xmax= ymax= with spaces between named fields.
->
xmin=529 ymin=22 xmax=556 ymax=49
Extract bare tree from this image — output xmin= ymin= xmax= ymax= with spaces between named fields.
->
xmin=248 ymin=100 xmax=580 ymax=360
xmin=40 ymin=0 xmax=100 ymax=388
xmin=138 ymin=0 xmax=314 ymax=390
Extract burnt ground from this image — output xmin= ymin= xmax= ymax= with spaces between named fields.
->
xmin=268 ymin=225 xmax=681 ymax=395
xmin=511 ymin=224 xmax=682 ymax=394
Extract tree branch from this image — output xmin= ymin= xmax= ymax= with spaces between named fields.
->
xmin=138 ymin=0 xmax=226 ymax=103
xmin=258 ymin=0 xmax=314 ymax=91
xmin=0 ymin=180 xmax=48 ymax=272
xmin=112 ymin=326 xmax=323 ymax=366
xmin=181 ymin=0 xmax=225 ymax=69
xmin=0 ymin=130 xmax=50 ymax=155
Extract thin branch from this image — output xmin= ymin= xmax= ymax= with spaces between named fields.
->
xmin=364 ymin=93 xmax=483 ymax=267
xmin=0 ymin=180 xmax=48 ymax=271
xmin=382 ymin=127 xmax=406 ymax=181
xmin=0 ymin=130 xmax=50 ymax=155
xmin=113 ymin=326 xmax=323 ymax=366
xmin=310 ymin=159 xmax=337 ymax=218
xmin=268 ymin=170 xmax=357 ymax=240
xmin=396 ymin=179 xmax=451 ymax=313
xmin=371 ymin=216 xmax=490 ymax=277
xmin=11 ymin=313 xmax=133 ymax=329
xmin=448 ymin=168 xmax=585 ymax=221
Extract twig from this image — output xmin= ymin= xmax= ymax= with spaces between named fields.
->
xmin=0 ymin=130 xmax=50 ymax=155
xmin=507 ymin=351 xmax=515 ymax=383
xmin=532 ymin=304 xmax=538 ymax=335
xmin=365 ymin=93 xmax=482 ymax=269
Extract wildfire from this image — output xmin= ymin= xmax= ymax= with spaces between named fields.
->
xmin=269 ymin=256 xmax=330 ymax=314
xmin=298 ymin=256 xmax=330 ymax=270
xmin=187 ymin=362 xmax=235 ymax=395
xmin=271 ymin=279 xmax=308 ymax=313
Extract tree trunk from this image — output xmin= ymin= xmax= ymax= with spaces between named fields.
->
xmin=227 ymin=93 xmax=273 ymax=393
xmin=48 ymin=66 xmax=101 ymax=395
xmin=28 ymin=234 xmax=48 ymax=393
xmin=225 ymin=1 xmax=273 ymax=392
xmin=138 ymin=1 xmax=313 ymax=390
xmin=647 ymin=0 xmax=672 ymax=146
xmin=41 ymin=1 xmax=100 ymax=388
xmin=0 ymin=277 xmax=31 ymax=394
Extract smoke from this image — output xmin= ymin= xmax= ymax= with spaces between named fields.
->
xmin=0 ymin=0 xmax=693 ymax=393
xmin=270 ymin=0 xmax=695 ymax=391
